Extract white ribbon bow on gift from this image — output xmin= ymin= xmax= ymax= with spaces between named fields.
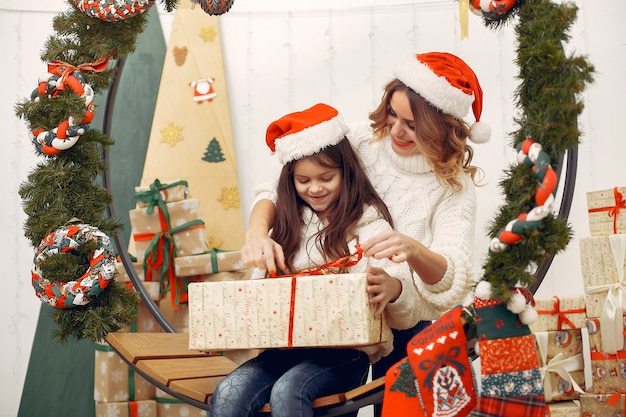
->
xmin=535 ymin=332 xmax=585 ymax=403
xmin=585 ymin=234 xmax=626 ymax=353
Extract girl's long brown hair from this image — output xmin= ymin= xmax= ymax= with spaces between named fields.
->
xmin=271 ymin=138 xmax=392 ymax=275
xmin=369 ymin=79 xmax=481 ymax=191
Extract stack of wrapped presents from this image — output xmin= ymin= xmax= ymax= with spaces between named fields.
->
xmin=578 ymin=186 xmax=626 ymax=415
xmin=95 ymin=178 xmax=248 ymax=417
xmin=529 ymin=186 xmax=626 ymax=416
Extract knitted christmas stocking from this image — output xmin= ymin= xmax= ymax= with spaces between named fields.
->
xmin=382 ymin=306 xmax=476 ymax=417
xmin=468 ymin=296 xmax=545 ymax=416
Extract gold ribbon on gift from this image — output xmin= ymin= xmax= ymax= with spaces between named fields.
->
xmin=588 ymin=187 xmax=626 ymax=234
xmin=585 ymin=234 xmax=626 ymax=353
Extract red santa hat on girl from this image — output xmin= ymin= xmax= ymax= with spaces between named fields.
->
xmin=393 ymin=52 xmax=491 ymax=144
xmin=266 ymin=103 xmax=350 ymax=164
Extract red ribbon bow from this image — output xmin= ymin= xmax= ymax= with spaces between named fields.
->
xmin=535 ymin=296 xmax=585 ymax=330
xmin=588 ymin=187 xmax=626 ymax=234
xmin=46 ymin=56 xmax=110 ymax=96
xmin=268 ymin=245 xmax=364 ymax=346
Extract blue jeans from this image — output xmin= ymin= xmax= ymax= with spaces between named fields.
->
xmin=209 ymin=348 xmax=369 ymax=417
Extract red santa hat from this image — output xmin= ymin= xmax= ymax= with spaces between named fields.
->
xmin=266 ymin=103 xmax=349 ymax=164
xmin=393 ymin=52 xmax=491 ymax=144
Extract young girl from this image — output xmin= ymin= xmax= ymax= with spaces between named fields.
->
xmin=208 ymin=103 xmax=420 ymax=417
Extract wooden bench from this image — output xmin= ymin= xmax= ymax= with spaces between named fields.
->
xmin=105 ymin=331 xmax=385 ymax=416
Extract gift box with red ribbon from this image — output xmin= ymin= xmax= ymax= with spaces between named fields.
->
xmin=586 ymin=186 xmax=626 ymax=237
xmin=529 ymin=296 xmax=587 ymax=332
xmin=155 ymin=389 xmax=209 ymax=417
xmin=95 ymin=400 xmax=157 ymax=417
xmin=187 ymin=272 xmax=390 ymax=350
xmin=587 ymin=350 xmax=626 ymax=394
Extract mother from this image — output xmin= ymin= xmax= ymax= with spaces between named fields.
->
xmin=243 ymin=51 xmax=490 ymax=413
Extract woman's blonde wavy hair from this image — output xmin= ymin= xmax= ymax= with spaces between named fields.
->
xmin=369 ymin=79 xmax=483 ymax=191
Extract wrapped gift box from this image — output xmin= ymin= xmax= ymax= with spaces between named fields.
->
xmin=544 ymin=400 xmax=580 ymax=417
xmin=95 ymin=400 xmax=157 ymax=417
xmin=130 ymin=198 xmax=210 ymax=262
xmin=135 ymin=179 xmax=190 ymax=209
xmin=535 ymin=329 xmax=585 ymax=402
xmin=155 ymin=389 xmax=207 ymax=417
xmin=579 ymin=235 xmax=626 ymax=318
xmin=94 ymin=342 xmax=156 ymax=402
xmin=580 ymin=393 xmax=625 ymax=416
xmin=174 ymin=250 xmax=245 ymax=277
xmin=586 ymin=186 xmax=626 ymax=236
xmin=586 ymin=316 xmax=626 ymax=353
xmin=589 ymin=350 xmax=626 ymax=393
xmin=529 ymin=296 xmax=587 ymax=332
xmin=188 ymin=273 xmax=391 ymax=350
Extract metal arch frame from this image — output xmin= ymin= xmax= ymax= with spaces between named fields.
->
xmin=100 ymin=55 xmax=578 ymax=415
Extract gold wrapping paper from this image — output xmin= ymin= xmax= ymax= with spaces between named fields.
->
xmin=544 ymin=400 xmax=580 ymax=416
xmin=155 ymin=389 xmax=207 ymax=417
xmin=94 ymin=342 xmax=156 ymax=402
xmin=586 ymin=186 xmax=626 ymax=237
xmin=130 ymin=198 xmax=210 ymax=262
xmin=134 ymin=179 xmax=190 ymax=208
xmin=580 ymin=392 xmax=625 ymax=415
xmin=529 ymin=296 xmax=587 ymax=332
xmin=589 ymin=350 xmax=626 ymax=394
xmin=95 ymin=400 xmax=157 ymax=417
xmin=174 ymin=250 xmax=245 ymax=277
xmin=188 ymin=273 xmax=391 ymax=350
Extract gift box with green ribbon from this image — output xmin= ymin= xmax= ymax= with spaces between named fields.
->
xmin=95 ymin=400 xmax=157 ymax=417
xmin=155 ymin=389 xmax=207 ymax=417
xmin=174 ymin=249 xmax=245 ymax=277
xmin=94 ymin=341 xmax=156 ymax=403
xmin=134 ymin=179 xmax=190 ymax=209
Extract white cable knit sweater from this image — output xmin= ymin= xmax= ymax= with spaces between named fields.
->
xmin=347 ymin=121 xmax=477 ymax=316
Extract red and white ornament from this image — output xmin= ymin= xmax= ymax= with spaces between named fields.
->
xmin=72 ymin=0 xmax=156 ymax=22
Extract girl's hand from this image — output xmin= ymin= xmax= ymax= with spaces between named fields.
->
xmin=365 ymin=266 xmax=402 ymax=318
xmin=241 ymin=231 xmax=286 ymax=274
xmin=360 ymin=230 xmax=417 ymax=263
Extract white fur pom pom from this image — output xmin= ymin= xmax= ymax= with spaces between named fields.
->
xmin=474 ymin=281 xmax=492 ymax=300
xmin=469 ymin=121 xmax=491 ymax=144
xmin=519 ymin=305 xmax=538 ymax=325
xmin=507 ymin=292 xmax=527 ymax=314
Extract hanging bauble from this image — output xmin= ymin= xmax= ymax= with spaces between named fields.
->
xmin=470 ymin=0 xmax=519 ymax=20
xmin=32 ymin=223 xmax=118 ymax=309
xmin=72 ymin=0 xmax=156 ymax=22
xmin=194 ymin=0 xmax=235 ymax=16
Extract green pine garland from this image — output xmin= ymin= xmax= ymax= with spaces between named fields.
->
xmin=14 ymin=0 xmax=178 ymax=343
xmin=471 ymin=0 xmax=594 ymax=303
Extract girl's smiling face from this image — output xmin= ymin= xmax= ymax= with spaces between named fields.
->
xmin=387 ymin=89 xmax=420 ymax=157
xmin=292 ymin=157 xmax=342 ymax=221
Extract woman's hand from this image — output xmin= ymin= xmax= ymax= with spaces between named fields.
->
xmin=366 ymin=266 xmax=402 ymax=318
xmin=360 ymin=230 xmax=417 ymax=263
xmin=241 ymin=230 xmax=286 ymax=274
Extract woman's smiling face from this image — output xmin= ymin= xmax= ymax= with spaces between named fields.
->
xmin=386 ymin=89 xmax=420 ymax=157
